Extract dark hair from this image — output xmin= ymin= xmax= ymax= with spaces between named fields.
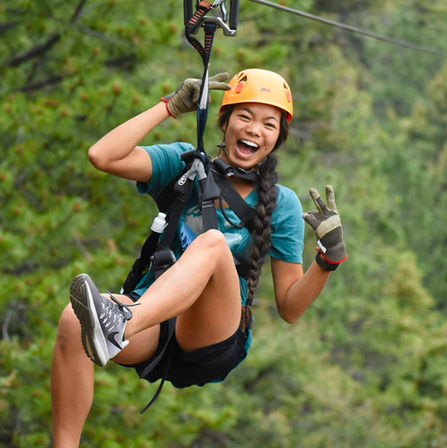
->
xmin=218 ymin=105 xmax=289 ymax=329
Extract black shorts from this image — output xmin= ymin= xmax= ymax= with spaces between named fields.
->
xmin=124 ymin=294 xmax=249 ymax=388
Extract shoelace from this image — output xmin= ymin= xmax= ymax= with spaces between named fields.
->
xmin=104 ymin=291 xmax=140 ymax=321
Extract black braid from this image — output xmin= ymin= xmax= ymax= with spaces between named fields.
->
xmin=241 ymin=153 xmax=279 ymax=329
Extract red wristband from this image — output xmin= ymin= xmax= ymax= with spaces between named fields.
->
xmin=161 ymin=97 xmax=177 ymax=119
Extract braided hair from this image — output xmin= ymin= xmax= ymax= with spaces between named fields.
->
xmin=218 ymin=106 xmax=289 ymax=330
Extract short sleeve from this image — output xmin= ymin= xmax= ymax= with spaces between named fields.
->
xmin=136 ymin=142 xmax=195 ymax=199
xmin=269 ymin=185 xmax=304 ymax=263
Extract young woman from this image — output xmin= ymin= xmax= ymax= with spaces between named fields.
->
xmin=51 ymin=68 xmax=347 ymax=447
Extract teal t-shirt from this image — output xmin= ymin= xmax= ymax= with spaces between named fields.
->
xmin=134 ymin=142 xmax=304 ymax=351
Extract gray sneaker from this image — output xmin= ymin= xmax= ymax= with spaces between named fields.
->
xmin=70 ymin=273 xmax=135 ymax=366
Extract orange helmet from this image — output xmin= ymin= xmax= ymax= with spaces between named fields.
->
xmin=219 ymin=68 xmax=293 ymax=123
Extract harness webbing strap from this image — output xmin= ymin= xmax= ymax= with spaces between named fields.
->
xmin=158 ymin=155 xmax=205 ymax=250
xmin=186 ymin=1 xmax=213 ymax=34
xmin=211 ymin=158 xmax=257 ymax=229
xmin=211 ymin=171 xmax=256 ymax=231
xmin=195 ymin=22 xmax=217 ymax=153
xmin=139 ymin=317 xmax=176 ymax=413
xmin=159 ymin=185 xmax=194 ymax=251
xmin=184 ymin=0 xmax=221 ymax=154
xmin=200 ymin=169 xmax=221 ymax=230
xmin=121 ymin=231 xmax=160 ymax=295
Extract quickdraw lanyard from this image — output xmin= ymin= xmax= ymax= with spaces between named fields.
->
xmin=183 ymin=0 xmax=238 ymax=154
xmin=179 ymin=1 xmax=241 ymax=234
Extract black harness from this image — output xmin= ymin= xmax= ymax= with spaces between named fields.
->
xmin=121 ymin=153 xmax=258 ymax=296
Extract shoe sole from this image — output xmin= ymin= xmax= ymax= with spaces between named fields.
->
xmin=70 ymin=274 xmax=109 ymax=367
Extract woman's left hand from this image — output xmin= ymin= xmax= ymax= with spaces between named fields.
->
xmin=302 ymin=185 xmax=348 ymax=271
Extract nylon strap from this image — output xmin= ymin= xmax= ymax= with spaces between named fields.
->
xmin=199 ymin=169 xmax=221 ymax=230
xmin=184 ymin=0 xmax=218 ymax=153
xmin=139 ymin=317 xmax=176 ymax=413
xmin=195 ymin=22 xmax=217 ymax=153
xmin=121 ymin=231 xmax=160 ymax=295
xmin=158 ymin=184 xmax=194 ymax=251
xmin=211 ymin=166 xmax=257 ymax=232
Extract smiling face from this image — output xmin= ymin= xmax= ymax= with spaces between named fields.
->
xmin=220 ymin=103 xmax=282 ymax=170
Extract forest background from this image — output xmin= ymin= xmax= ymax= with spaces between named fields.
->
xmin=1 ymin=0 xmax=447 ymax=447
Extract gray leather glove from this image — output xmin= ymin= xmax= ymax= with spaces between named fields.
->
xmin=162 ymin=72 xmax=230 ymax=118
xmin=302 ymin=185 xmax=348 ymax=271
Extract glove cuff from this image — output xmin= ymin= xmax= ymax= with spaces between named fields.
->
xmin=161 ymin=96 xmax=177 ymax=119
xmin=315 ymin=251 xmax=339 ymax=271
xmin=315 ymin=249 xmax=348 ymax=272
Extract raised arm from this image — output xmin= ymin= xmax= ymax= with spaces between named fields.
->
xmin=88 ymin=73 xmax=230 ymax=183
xmin=88 ymin=102 xmax=168 ymax=182
xmin=272 ymin=185 xmax=348 ymax=323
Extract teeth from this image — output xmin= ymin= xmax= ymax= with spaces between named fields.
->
xmin=240 ymin=139 xmax=259 ymax=149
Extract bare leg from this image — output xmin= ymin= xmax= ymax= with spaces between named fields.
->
xmin=51 ymin=304 xmax=161 ymax=447
xmin=124 ymin=230 xmax=242 ymax=350
xmin=52 ymin=230 xmax=242 ymax=445
xmin=51 ymin=305 xmax=93 ymax=448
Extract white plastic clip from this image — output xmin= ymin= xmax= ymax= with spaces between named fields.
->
xmin=151 ymin=212 xmax=167 ymax=233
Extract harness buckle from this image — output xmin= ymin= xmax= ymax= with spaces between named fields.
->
xmin=151 ymin=249 xmax=176 ymax=279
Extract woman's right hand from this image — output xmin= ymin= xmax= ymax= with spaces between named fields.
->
xmin=162 ymin=72 xmax=230 ymax=118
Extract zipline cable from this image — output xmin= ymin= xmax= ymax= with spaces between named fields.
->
xmin=249 ymin=0 xmax=447 ymax=57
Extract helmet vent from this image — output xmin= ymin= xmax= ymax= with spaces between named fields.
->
xmin=235 ymin=76 xmax=247 ymax=94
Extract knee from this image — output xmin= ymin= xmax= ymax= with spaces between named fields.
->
xmin=55 ymin=304 xmax=81 ymax=353
xmin=199 ymin=229 xmax=228 ymax=254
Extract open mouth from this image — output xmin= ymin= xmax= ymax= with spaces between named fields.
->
xmin=237 ymin=139 xmax=259 ymax=155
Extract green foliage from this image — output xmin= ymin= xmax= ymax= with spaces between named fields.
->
xmin=1 ymin=0 xmax=447 ymax=446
